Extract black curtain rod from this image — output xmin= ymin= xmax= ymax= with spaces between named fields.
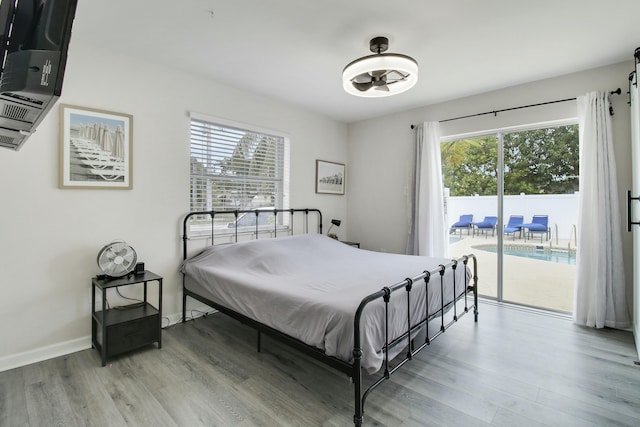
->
xmin=410 ymin=88 xmax=622 ymax=129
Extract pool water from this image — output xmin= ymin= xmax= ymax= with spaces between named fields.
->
xmin=476 ymin=245 xmax=576 ymax=265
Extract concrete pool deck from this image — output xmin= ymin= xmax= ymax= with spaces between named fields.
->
xmin=448 ymin=232 xmax=576 ymax=313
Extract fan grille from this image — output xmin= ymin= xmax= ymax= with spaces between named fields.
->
xmin=97 ymin=241 xmax=137 ymax=277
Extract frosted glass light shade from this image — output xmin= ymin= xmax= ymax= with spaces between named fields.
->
xmin=342 ymin=53 xmax=418 ymax=98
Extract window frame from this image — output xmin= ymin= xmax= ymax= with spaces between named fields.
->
xmin=440 ymin=118 xmax=577 ymax=143
xmin=189 ymin=112 xmax=290 ymax=236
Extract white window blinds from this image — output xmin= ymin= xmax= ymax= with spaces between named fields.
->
xmin=190 ymin=115 xmax=288 ymax=213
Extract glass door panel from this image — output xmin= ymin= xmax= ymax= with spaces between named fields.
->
xmin=501 ymin=125 xmax=578 ymax=312
xmin=442 ymin=135 xmax=498 ymax=300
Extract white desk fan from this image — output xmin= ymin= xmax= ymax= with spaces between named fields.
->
xmin=97 ymin=240 xmax=137 ymax=277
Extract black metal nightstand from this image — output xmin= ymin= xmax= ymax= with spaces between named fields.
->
xmin=91 ymin=271 xmax=162 ymax=366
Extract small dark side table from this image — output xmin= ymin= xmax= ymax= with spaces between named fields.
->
xmin=91 ymin=271 xmax=162 ymax=366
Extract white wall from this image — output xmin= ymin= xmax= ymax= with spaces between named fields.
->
xmin=0 ymin=37 xmax=347 ymax=368
xmin=347 ymin=61 xmax=634 ymax=317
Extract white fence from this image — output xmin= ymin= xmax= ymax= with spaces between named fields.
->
xmin=446 ymin=192 xmax=578 ymax=240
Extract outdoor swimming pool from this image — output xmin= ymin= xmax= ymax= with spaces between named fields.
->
xmin=475 ymin=245 xmax=576 ymax=265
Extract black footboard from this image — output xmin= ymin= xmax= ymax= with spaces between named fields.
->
xmin=351 ymin=254 xmax=478 ymax=426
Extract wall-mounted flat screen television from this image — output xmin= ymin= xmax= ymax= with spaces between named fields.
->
xmin=0 ymin=0 xmax=78 ymax=151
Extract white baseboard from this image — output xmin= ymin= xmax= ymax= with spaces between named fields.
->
xmin=0 ymin=309 xmax=218 ymax=373
xmin=0 ymin=336 xmax=92 ymax=373
xmin=163 ymin=312 xmax=183 ymax=328
xmin=635 ymin=324 xmax=640 ymax=361
xmin=162 ymin=309 xmax=217 ymax=328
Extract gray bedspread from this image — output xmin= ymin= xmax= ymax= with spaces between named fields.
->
xmin=180 ymin=234 xmax=471 ymax=373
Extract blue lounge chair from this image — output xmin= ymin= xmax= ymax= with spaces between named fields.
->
xmin=450 ymin=214 xmax=473 ymax=237
xmin=522 ymin=215 xmax=550 ymax=242
xmin=503 ymin=215 xmax=524 ymax=240
xmin=472 ymin=216 xmax=498 ymax=237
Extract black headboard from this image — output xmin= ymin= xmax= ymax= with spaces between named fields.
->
xmin=182 ymin=208 xmax=323 ymax=260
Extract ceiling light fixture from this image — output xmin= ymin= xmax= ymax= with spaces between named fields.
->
xmin=342 ymin=36 xmax=418 ymax=98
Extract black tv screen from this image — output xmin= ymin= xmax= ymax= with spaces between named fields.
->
xmin=0 ymin=0 xmax=78 ymax=151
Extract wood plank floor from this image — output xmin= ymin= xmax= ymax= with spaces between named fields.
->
xmin=1 ymin=302 xmax=640 ymax=426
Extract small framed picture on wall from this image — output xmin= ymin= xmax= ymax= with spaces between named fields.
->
xmin=59 ymin=104 xmax=133 ymax=189
xmin=315 ymin=159 xmax=345 ymax=195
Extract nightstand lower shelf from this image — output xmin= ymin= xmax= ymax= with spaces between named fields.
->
xmin=92 ymin=303 xmax=160 ymax=363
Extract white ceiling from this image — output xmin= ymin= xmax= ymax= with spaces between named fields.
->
xmin=74 ymin=0 xmax=640 ymax=123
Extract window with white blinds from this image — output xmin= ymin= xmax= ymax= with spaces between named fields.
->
xmin=190 ymin=115 xmax=289 ymax=215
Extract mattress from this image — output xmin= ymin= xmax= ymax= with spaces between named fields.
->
xmin=180 ymin=234 xmax=470 ymax=373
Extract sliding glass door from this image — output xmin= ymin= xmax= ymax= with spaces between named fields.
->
xmin=443 ymin=122 xmax=578 ymax=312
xmin=442 ymin=134 xmax=498 ymax=299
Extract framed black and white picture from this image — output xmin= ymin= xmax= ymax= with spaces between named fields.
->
xmin=315 ymin=159 xmax=345 ymax=195
xmin=59 ymin=104 xmax=133 ymax=189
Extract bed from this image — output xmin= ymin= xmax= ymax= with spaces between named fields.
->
xmin=181 ymin=208 xmax=478 ymax=426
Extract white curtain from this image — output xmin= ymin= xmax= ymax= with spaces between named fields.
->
xmin=574 ymin=91 xmax=630 ymax=328
xmin=406 ymin=122 xmax=448 ymax=257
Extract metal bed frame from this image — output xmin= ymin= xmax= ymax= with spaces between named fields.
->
xmin=182 ymin=208 xmax=478 ymax=426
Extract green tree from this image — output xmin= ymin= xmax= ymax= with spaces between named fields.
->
xmin=441 ymin=124 xmax=579 ymax=196
xmin=504 ymin=125 xmax=579 ymax=194
xmin=442 ymin=136 xmax=497 ymax=196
